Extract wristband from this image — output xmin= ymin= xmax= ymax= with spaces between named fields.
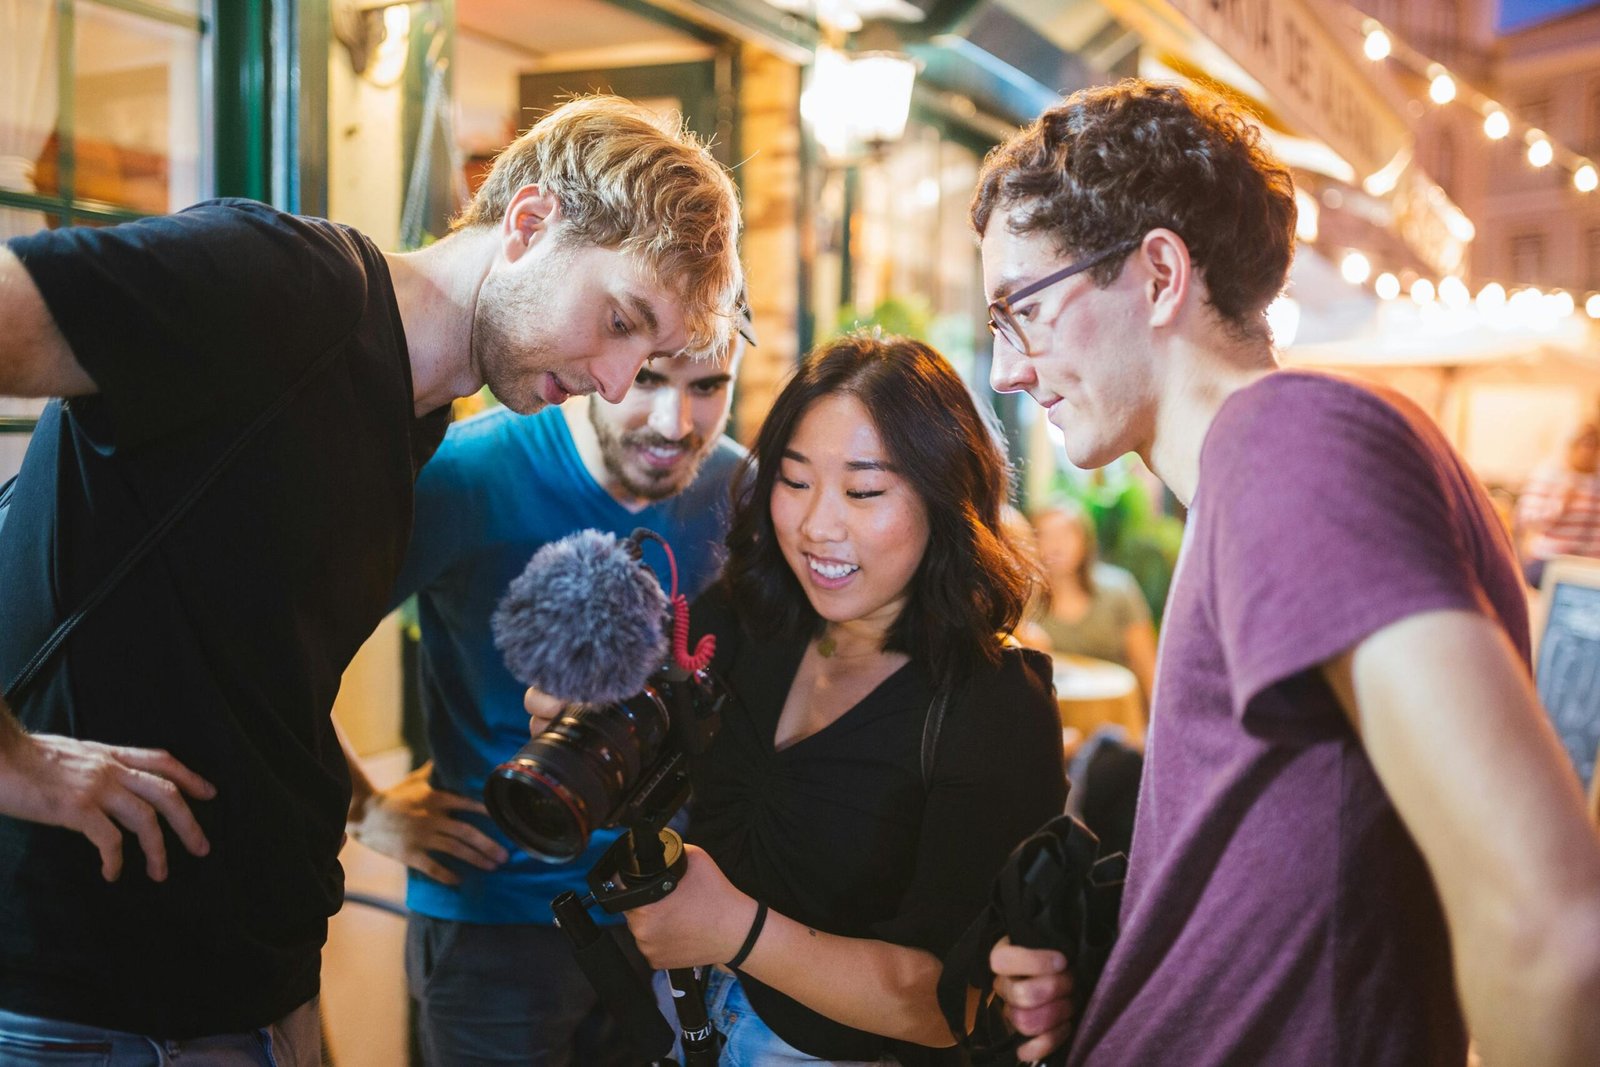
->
xmin=727 ymin=900 xmax=768 ymax=970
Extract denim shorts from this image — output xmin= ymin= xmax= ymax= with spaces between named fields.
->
xmin=0 ymin=999 xmax=319 ymax=1066
xmin=652 ymin=968 xmax=899 ymax=1066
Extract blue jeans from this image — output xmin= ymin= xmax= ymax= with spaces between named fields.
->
xmin=652 ymin=969 xmax=899 ymax=1066
xmin=406 ymin=914 xmax=649 ymax=1066
xmin=0 ymin=999 xmax=319 ymax=1066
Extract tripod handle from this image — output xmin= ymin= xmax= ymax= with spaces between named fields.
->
xmin=665 ymin=967 xmax=720 ymax=1066
xmin=552 ymin=891 xmax=677 ymax=1062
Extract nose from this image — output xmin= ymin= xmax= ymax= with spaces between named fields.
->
xmin=799 ymin=487 xmax=847 ymax=544
xmin=648 ymin=387 xmax=693 ymax=442
xmin=592 ymin=350 xmax=646 ymax=406
xmin=988 ymin=337 xmax=1034 ymax=395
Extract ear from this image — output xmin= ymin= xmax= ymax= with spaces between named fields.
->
xmin=1139 ymin=228 xmax=1192 ymax=329
xmin=502 ymin=184 xmax=562 ymax=262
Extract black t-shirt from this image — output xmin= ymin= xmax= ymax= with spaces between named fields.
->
xmin=687 ymin=588 xmax=1067 ymax=1062
xmin=0 ymin=200 xmax=448 ymax=1037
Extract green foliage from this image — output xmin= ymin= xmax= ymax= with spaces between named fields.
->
xmin=829 ymin=295 xmax=934 ymax=343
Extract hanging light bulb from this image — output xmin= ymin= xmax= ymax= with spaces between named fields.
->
xmin=1411 ymin=278 xmax=1436 ymax=304
xmin=1438 ymin=276 xmax=1470 ymax=310
xmin=1428 ymin=66 xmax=1457 ymax=105
xmin=1483 ymin=109 xmax=1510 ymax=140
xmin=1576 ymin=164 xmax=1598 ymax=192
xmin=1375 ymin=272 xmax=1401 ymax=300
xmin=1527 ymin=134 xmax=1553 ymax=168
xmin=1476 ymin=282 xmax=1507 ymax=312
xmin=1586 ymin=293 xmax=1600 ymax=319
xmin=1363 ymin=22 xmax=1392 ymax=61
xmin=1340 ymin=251 xmax=1372 ymax=285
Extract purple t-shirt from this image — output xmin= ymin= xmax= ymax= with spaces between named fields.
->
xmin=1068 ymin=371 xmax=1528 ymax=1067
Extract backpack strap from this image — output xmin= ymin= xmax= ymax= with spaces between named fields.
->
xmin=3 ymin=343 xmax=344 ymax=707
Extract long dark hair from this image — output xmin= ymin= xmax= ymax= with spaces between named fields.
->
xmin=722 ymin=333 xmax=1039 ymax=688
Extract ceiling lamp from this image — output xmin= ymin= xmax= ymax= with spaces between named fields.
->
xmin=802 ymin=47 xmax=919 ymax=160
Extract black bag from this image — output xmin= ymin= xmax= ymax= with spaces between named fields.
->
xmin=936 ymin=813 xmax=1126 ymax=1066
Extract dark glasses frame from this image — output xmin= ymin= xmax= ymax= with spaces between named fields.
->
xmin=987 ymin=238 xmax=1142 ymax=355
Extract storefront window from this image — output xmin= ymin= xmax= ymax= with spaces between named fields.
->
xmin=0 ymin=0 xmax=210 ymax=480
xmin=809 ymin=116 xmax=989 ymax=382
xmin=0 ymin=0 xmax=208 ymax=240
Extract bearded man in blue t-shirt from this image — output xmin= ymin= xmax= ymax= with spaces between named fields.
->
xmin=972 ymin=81 xmax=1600 ymax=1067
xmin=341 ymin=310 xmax=752 ymax=1066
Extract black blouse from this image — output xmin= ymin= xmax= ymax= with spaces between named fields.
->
xmin=686 ymin=588 xmax=1068 ymax=1062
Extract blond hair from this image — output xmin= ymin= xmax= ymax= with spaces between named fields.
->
xmin=454 ymin=96 xmax=742 ymax=354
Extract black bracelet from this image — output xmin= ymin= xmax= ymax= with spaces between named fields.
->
xmin=727 ymin=900 xmax=768 ymax=970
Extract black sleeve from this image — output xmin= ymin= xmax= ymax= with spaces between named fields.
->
xmin=7 ymin=199 xmax=374 ymax=449
xmin=871 ymin=647 xmax=1067 ymax=955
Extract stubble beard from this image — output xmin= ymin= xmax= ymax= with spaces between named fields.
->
xmin=470 ymin=255 xmax=560 ymax=414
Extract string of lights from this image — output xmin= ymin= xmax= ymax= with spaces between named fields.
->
xmin=1287 ymin=14 xmax=1600 ymax=328
xmin=1359 ymin=16 xmax=1598 ymax=194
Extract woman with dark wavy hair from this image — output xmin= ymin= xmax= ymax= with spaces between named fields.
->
xmin=620 ymin=333 xmax=1067 ymax=1064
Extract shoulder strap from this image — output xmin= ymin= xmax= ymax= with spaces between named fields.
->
xmin=921 ymin=686 xmax=950 ymax=787
xmin=3 ymin=344 xmax=345 ymax=707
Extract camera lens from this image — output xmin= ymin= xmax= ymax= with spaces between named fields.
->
xmin=485 ymin=691 xmax=671 ymax=861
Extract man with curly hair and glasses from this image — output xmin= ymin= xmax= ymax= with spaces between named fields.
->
xmin=0 ymin=96 xmax=741 ymax=1064
xmin=973 ymin=79 xmax=1600 ymax=1067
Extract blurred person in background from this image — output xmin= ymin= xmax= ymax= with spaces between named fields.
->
xmin=1515 ymin=417 xmax=1600 ymax=588
xmin=1023 ymin=500 xmax=1157 ymax=705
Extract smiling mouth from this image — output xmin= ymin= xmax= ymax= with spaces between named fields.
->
xmin=808 ymin=556 xmax=860 ymax=580
xmin=637 ymin=442 xmax=687 ymax=469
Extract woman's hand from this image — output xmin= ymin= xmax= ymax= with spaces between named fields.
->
xmin=523 ymin=687 xmax=565 ymax=739
xmin=625 ymin=844 xmax=759 ymax=969
xmin=991 ymin=936 xmax=1075 ymax=1061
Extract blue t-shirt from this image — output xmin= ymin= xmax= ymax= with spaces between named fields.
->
xmin=391 ymin=403 xmax=744 ymax=923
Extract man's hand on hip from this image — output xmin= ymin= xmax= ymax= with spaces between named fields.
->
xmin=0 ymin=727 xmax=215 ymax=882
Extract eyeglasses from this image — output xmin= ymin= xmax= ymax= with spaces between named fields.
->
xmin=987 ymin=239 xmax=1141 ymax=356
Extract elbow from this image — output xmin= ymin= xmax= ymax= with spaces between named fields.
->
xmin=1507 ymin=891 xmax=1600 ymax=1034
xmin=881 ymin=951 xmax=959 ymax=1048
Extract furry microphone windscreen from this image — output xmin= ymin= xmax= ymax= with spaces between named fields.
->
xmin=492 ymin=529 xmax=670 ymax=705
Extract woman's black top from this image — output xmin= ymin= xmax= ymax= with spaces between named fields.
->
xmin=687 ymin=588 xmax=1068 ymax=1062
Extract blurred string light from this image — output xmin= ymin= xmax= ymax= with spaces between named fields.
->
xmin=1317 ymin=16 xmax=1600 ymax=334
xmin=1340 ymin=251 xmax=1372 ymax=285
xmin=1358 ymin=17 xmax=1597 ymax=195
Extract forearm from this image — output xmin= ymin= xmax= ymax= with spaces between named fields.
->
xmin=738 ymin=910 xmax=954 ymax=1048
xmin=335 ymin=718 xmax=378 ymax=822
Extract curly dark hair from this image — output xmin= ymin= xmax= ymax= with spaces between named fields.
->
xmin=971 ymin=79 xmax=1296 ymax=341
xmin=721 ymin=333 xmax=1040 ymax=689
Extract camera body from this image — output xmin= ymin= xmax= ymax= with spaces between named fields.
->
xmin=485 ymin=661 xmax=727 ymax=864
